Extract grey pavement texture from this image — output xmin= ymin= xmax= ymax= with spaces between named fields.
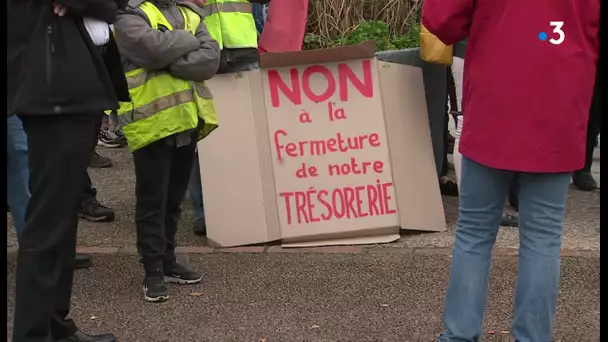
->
xmin=6 ymin=146 xmax=601 ymax=251
xmin=6 ymin=253 xmax=600 ymax=341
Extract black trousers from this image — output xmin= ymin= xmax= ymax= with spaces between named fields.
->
xmin=13 ymin=112 xmax=101 ymax=342
xmin=82 ymin=113 xmax=104 ymax=202
xmin=582 ymin=74 xmax=600 ymax=172
xmin=133 ymin=133 xmax=198 ymax=270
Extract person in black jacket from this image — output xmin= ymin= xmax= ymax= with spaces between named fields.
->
xmin=7 ymin=0 xmax=129 ymax=341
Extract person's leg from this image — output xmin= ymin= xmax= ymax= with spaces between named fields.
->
xmin=573 ymin=75 xmax=600 ymax=190
xmin=7 ymin=115 xmax=94 ymax=270
xmin=6 ymin=115 xmax=30 ymax=237
xmin=511 ymin=172 xmax=571 ymax=342
xmin=439 ymin=75 xmax=458 ymax=197
xmin=13 ymin=113 xmax=115 ymax=342
xmin=78 ymin=171 xmax=115 ymax=222
xmin=79 ymin=113 xmax=116 ymax=222
xmin=188 ymin=152 xmax=206 ymax=235
xmin=451 ymin=57 xmax=464 ymax=190
xmin=133 ymin=138 xmax=173 ymax=302
xmin=164 ymin=136 xmax=203 ymax=283
xmin=439 ymin=156 xmax=513 ymax=341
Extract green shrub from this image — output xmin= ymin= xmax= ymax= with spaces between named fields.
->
xmin=303 ymin=20 xmax=420 ymax=51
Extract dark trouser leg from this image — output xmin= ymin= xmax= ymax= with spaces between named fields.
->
xmin=164 ymin=136 xmax=198 ymax=266
xmin=83 ymin=113 xmax=103 ymax=201
xmin=133 ymin=139 xmax=174 ymax=270
xmin=13 ymin=113 xmax=99 ymax=342
xmin=582 ymin=78 xmax=600 ymax=172
xmin=82 ymin=172 xmax=97 ymax=201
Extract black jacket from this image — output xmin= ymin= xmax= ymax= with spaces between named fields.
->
xmin=7 ymin=0 xmax=130 ymax=115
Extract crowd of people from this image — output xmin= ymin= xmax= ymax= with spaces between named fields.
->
xmin=6 ymin=0 xmax=599 ymax=341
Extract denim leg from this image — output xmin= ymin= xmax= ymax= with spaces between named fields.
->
xmin=440 ymin=156 xmax=514 ymax=342
xmin=7 ymin=115 xmax=31 ymax=238
xmin=188 ymin=151 xmax=205 ymax=221
xmin=511 ymin=172 xmax=570 ymax=342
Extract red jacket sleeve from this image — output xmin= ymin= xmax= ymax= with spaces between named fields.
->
xmin=421 ymin=0 xmax=474 ymax=45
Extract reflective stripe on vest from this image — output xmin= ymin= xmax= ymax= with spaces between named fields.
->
xmin=116 ymin=1 xmax=218 ymax=152
xmin=203 ymin=0 xmax=258 ymax=49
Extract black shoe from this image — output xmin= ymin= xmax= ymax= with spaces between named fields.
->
xmin=164 ymin=263 xmax=203 ymax=285
xmin=439 ymin=178 xmax=459 ymax=197
xmin=143 ymin=271 xmax=169 ymax=302
xmin=58 ymin=330 xmax=116 ymax=342
xmin=193 ymin=217 xmax=207 ymax=236
xmin=97 ymin=128 xmax=125 ymax=148
xmin=74 ymin=253 xmax=93 ymax=270
xmin=500 ymin=214 xmax=519 ymax=227
xmin=572 ymin=171 xmax=597 ymax=191
xmin=89 ymin=152 xmax=113 ymax=168
xmin=78 ymin=198 xmax=115 ymax=222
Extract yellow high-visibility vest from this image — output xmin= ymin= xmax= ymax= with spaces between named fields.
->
xmin=115 ymin=1 xmax=218 ymax=152
xmin=202 ymin=0 xmax=258 ymax=49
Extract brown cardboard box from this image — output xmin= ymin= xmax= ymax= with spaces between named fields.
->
xmin=199 ymin=42 xmax=446 ymax=248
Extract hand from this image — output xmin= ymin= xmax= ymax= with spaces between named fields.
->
xmin=53 ymin=2 xmax=68 ymax=17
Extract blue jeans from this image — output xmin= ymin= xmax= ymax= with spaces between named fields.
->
xmin=253 ymin=3 xmax=268 ymax=33
xmin=188 ymin=60 xmax=260 ymax=222
xmin=439 ymin=157 xmax=571 ymax=342
xmin=7 ymin=115 xmax=31 ymax=237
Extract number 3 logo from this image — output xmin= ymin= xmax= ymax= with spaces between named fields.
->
xmin=549 ymin=21 xmax=565 ymax=45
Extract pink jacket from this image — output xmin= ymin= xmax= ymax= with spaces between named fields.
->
xmin=422 ymin=0 xmax=600 ymax=172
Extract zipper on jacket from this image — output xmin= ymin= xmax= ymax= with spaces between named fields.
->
xmin=46 ymin=25 xmax=55 ymax=85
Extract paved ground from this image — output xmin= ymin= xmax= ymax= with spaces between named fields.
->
xmin=6 ymin=146 xmax=601 ymax=341
xmin=6 ymin=251 xmax=600 ymax=341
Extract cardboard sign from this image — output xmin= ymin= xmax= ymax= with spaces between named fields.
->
xmin=200 ymin=42 xmax=446 ymax=247
xmin=263 ymin=59 xmax=399 ymax=238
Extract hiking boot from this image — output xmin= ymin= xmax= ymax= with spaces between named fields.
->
xmin=143 ymin=270 xmax=169 ymax=302
xmin=74 ymin=253 xmax=93 ymax=270
xmin=193 ymin=217 xmax=207 ymax=236
xmin=78 ymin=198 xmax=115 ymax=222
xmin=89 ymin=152 xmax=113 ymax=168
xmin=164 ymin=263 xmax=203 ymax=285
xmin=97 ymin=128 xmax=125 ymax=148
xmin=501 ymin=214 xmax=519 ymax=227
xmin=572 ymin=170 xmax=597 ymax=191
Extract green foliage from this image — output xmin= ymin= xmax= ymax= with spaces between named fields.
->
xmin=303 ymin=20 xmax=420 ymax=51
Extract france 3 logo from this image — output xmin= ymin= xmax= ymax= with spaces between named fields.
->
xmin=538 ymin=21 xmax=565 ymax=45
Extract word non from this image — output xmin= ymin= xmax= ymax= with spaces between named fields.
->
xmin=274 ymin=129 xmax=381 ymax=161
xmin=267 ymin=60 xmax=374 ymax=107
xmin=278 ymin=180 xmax=396 ymax=225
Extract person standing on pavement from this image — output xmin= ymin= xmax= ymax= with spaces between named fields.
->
xmin=187 ymin=0 xmax=270 ymax=236
xmin=8 ymin=0 xmax=130 ymax=340
xmin=422 ymin=0 xmax=600 ymax=341
xmin=113 ymin=0 xmax=220 ymax=302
